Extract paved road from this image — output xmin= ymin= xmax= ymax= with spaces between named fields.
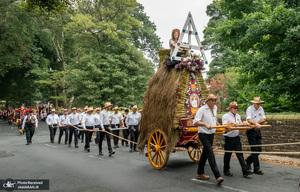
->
xmin=0 ymin=121 xmax=299 ymax=192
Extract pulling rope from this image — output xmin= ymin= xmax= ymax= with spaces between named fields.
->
xmin=243 ymin=142 xmax=300 ymax=147
xmin=76 ymin=128 xmax=138 ymax=145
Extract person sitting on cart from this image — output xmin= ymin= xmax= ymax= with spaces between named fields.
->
xmin=193 ymin=94 xmax=224 ymax=185
xmin=222 ymin=102 xmax=252 ymax=178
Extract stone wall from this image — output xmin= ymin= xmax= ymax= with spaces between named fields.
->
xmin=214 ymin=114 xmax=300 ymax=158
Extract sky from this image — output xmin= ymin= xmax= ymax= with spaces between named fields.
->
xmin=136 ymin=0 xmax=214 ymax=71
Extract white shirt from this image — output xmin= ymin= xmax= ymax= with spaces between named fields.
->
xmin=79 ymin=112 xmax=85 ymax=121
xmin=110 ymin=112 xmax=123 ymax=124
xmin=46 ymin=114 xmax=60 ymax=125
xmin=246 ymin=105 xmax=266 ymax=122
xmin=59 ymin=115 xmax=70 ymax=126
xmin=126 ymin=112 xmax=141 ymax=126
xmin=22 ymin=115 xmax=38 ymax=128
xmin=193 ymin=104 xmax=217 ymax=134
xmin=222 ymin=112 xmax=242 ymax=137
xmin=68 ymin=112 xmax=80 ymax=125
xmin=93 ymin=113 xmax=102 ymax=125
xmin=82 ymin=114 xmax=95 ymax=128
xmin=100 ymin=110 xmax=111 ymax=128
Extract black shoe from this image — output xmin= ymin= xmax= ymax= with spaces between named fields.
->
xmin=30 ymin=140 xmax=32 ymax=143
xmin=129 ymin=148 xmax=133 ymax=153
xmin=254 ymin=170 xmax=264 ymax=175
xmin=58 ymin=141 xmax=61 ymax=144
xmin=87 ymin=148 xmax=90 ymax=152
xmin=68 ymin=145 xmax=71 ymax=147
xmin=99 ymin=152 xmax=103 ymax=156
xmin=133 ymin=149 xmax=138 ymax=152
xmin=51 ymin=141 xmax=54 ymax=143
xmin=81 ymin=140 xmax=84 ymax=143
xmin=26 ymin=143 xmax=30 ymax=145
xmin=75 ymin=145 xmax=79 ymax=148
xmin=109 ymin=151 xmax=115 ymax=156
xmin=243 ymin=170 xmax=252 ymax=178
xmin=126 ymin=144 xmax=129 ymax=147
xmin=116 ymin=145 xmax=119 ymax=148
xmin=224 ymin=171 xmax=233 ymax=177
xmin=121 ymin=143 xmax=124 ymax=146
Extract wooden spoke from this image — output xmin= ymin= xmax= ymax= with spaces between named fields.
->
xmin=187 ymin=145 xmax=202 ymax=163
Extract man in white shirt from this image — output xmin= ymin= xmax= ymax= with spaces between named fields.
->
xmin=46 ymin=109 xmax=60 ymax=143
xmin=22 ymin=110 xmax=38 ymax=145
xmin=193 ymin=94 xmax=223 ymax=185
xmin=78 ymin=107 xmax=88 ymax=143
xmin=58 ymin=109 xmax=70 ymax=145
xmin=126 ymin=105 xmax=141 ymax=152
xmin=68 ymin=107 xmax=80 ymax=148
xmin=99 ymin=102 xmax=115 ymax=156
xmin=110 ymin=107 xmax=124 ymax=149
xmin=82 ymin=107 xmax=95 ymax=152
xmin=94 ymin=108 xmax=102 ymax=144
xmin=222 ymin=102 xmax=252 ymax=178
xmin=245 ymin=97 xmax=266 ymax=175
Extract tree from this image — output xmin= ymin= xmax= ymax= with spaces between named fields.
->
xmin=204 ymin=0 xmax=300 ymax=112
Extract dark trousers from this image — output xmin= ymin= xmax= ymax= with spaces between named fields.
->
xmin=245 ymin=129 xmax=262 ymax=171
xmin=59 ymin=126 xmax=69 ymax=143
xmin=122 ymin=129 xmax=129 ymax=145
xmin=129 ymin=125 xmax=139 ymax=150
xmin=112 ymin=124 xmax=120 ymax=146
xmin=224 ymin=136 xmax=248 ymax=174
xmin=49 ymin=124 xmax=58 ymax=142
xmin=197 ymin=133 xmax=221 ymax=179
xmin=84 ymin=126 xmax=93 ymax=149
xmin=25 ymin=124 xmax=35 ymax=143
xmin=95 ymin=125 xmax=100 ymax=144
xmin=69 ymin=125 xmax=79 ymax=146
xmin=78 ymin=123 xmax=84 ymax=141
xmin=98 ymin=125 xmax=112 ymax=152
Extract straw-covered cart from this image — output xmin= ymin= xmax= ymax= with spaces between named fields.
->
xmin=137 ymin=12 xmax=213 ymax=169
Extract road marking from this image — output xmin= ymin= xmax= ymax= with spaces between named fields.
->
xmin=89 ymin=155 xmax=104 ymax=160
xmin=191 ymin=178 xmax=248 ymax=192
xmin=44 ymin=144 xmax=58 ymax=148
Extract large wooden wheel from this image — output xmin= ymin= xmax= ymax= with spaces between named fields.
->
xmin=187 ymin=144 xmax=202 ymax=163
xmin=147 ymin=129 xmax=169 ymax=169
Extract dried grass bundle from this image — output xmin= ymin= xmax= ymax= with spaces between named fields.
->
xmin=137 ymin=50 xmax=208 ymax=154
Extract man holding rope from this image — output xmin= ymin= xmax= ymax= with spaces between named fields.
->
xmin=126 ymin=105 xmax=141 ymax=153
xmin=222 ymin=102 xmax=252 ymax=178
xmin=68 ymin=107 xmax=80 ymax=148
xmin=193 ymin=94 xmax=224 ymax=185
xmin=46 ymin=109 xmax=59 ymax=143
xmin=99 ymin=102 xmax=115 ymax=156
xmin=58 ymin=109 xmax=70 ymax=145
xmin=109 ymin=106 xmax=124 ymax=149
xmin=82 ymin=107 xmax=94 ymax=152
xmin=245 ymin=97 xmax=266 ymax=175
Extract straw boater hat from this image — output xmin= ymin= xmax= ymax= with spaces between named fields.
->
xmin=251 ymin=97 xmax=264 ymax=104
xmin=104 ymin=102 xmax=113 ymax=108
xmin=51 ymin=109 xmax=56 ymax=112
xmin=113 ymin=106 xmax=119 ymax=110
xmin=87 ymin=107 xmax=94 ymax=112
xmin=63 ymin=109 xmax=68 ymax=112
xmin=226 ymin=102 xmax=241 ymax=110
xmin=95 ymin=107 xmax=101 ymax=111
xmin=205 ymin=94 xmax=217 ymax=103
xmin=71 ymin=107 xmax=77 ymax=111
xmin=84 ymin=106 xmax=88 ymax=110
xmin=132 ymin=105 xmax=138 ymax=109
